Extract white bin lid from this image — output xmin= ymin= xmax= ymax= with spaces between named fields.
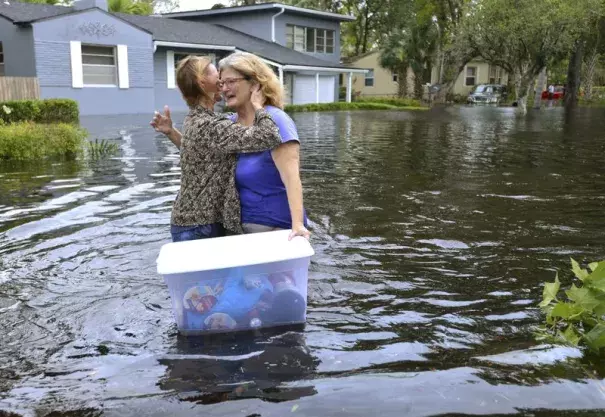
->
xmin=156 ymin=229 xmax=315 ymax=275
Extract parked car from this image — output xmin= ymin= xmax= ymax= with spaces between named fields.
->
xmin=467 ymin=84 xmax=508 ymax=104
xmin=541 ymin=85 xmax=565 ymax=100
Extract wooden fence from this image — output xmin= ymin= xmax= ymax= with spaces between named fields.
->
xmin=0 ymin=77 xmax=40 ymax=102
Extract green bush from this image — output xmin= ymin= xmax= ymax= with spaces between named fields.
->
xmin=0 ymin=99 xmax=79 ymax=124
xmin=1 ymin=100 xmax=39 ymax=124
xmin=0 ymin=122 xmax=87 ymax=160
xmin=285 ymin=102 xmax=427 ymax=113
xmin=354 ymin=97 xmax=423 ymax=108
xmin=37 ymin=99 xmax=79 ymax=124
xmin=537 ymin=259 xmax=605 ymax=352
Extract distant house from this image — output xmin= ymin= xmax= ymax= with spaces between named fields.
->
xmin=432 ymin=59 xmax=509 ymax=96
xmin=344 ymin=50 xmax=414 ymax=98
xmin=343 ymin=50 xmax=509 ymax=99
xmin=0 ymin=0 xmax=366 ymax=115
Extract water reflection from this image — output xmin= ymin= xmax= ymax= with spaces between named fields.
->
xmin=1 ymin=107 xmax=605 ymax=415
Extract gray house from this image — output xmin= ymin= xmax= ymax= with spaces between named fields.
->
xmin=0 ymin=0 xmax=365 ymax=115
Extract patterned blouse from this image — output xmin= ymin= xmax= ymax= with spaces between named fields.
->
xmin=170 ymin=105 xmax=281 ymax=234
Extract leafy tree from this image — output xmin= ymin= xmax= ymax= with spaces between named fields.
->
xmin=464 ymin=0 xmax=596 ymax=113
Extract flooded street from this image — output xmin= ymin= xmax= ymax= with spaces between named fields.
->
xmin=1 ymin=106 xmax=605 ymax=416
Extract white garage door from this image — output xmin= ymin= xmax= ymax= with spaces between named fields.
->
xmin=318 ymin=75 xmax=336 ymax=103
xmin=293 ymin=74 xmax=316 ymax=105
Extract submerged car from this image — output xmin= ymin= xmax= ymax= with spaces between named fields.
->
xmin=467 ymin=84 xmax=508 ymax=104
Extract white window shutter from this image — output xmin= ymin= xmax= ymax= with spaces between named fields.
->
xmin=70 ymin=41 xmax=83 ymax=89
xmin=117 ymin=45 xmax=129 ymax=89
xmin=166 ymin=50 xmax=175 ymax=89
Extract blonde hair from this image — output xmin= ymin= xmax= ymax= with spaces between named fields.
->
xmin=176 ymin=55 xmax=214 ymax=108
xmin=218 ymin=52 xmax=285 ymax=109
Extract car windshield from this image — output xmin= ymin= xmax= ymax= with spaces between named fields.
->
xmin=473 ymin=85 xmax=493 ymax=94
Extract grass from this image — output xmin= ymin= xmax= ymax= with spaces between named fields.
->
xmin=0 ymin=122 xmax=88 ymax=160
xmin=284 ymin=100 xmax=427 ymax=113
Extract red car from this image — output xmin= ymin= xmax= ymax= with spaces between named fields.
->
xmin=541 ymin=86 xmax=565 ymax=100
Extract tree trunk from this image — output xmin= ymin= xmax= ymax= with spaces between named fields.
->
xmin=514 ymin=74 xmax=534 ymax=115
xmin=583 ymin=51 xmax=599 ymax=101
xmin=413 ymin=69 xmax=423 ymax=100
xmin=397 ymin=67 xmax=407 ymax=98
xmin=533 ymin=67 xmax=547 ymax=109
xmin=564 ymin=40 xmax=584 ymax=109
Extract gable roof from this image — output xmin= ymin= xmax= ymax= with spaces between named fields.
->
xmin=163 ymin=2 xmax=355 ymax=22
xmin=0 ymin=1 xmax=72 ymax=23
xmin=117 ymin=13 xmax=351 ymax=68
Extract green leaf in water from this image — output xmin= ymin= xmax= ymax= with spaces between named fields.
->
xmin=549 ymin=302 xmax=572 ymax=318
xmin=539 ymin=273 xmax=560 ymax=308
xmin=566 ymin=284 xmax=600 ymax=312
xmin=584 ymin=323 xmax=605 ymax=351
xmin=561 ymin=326 xmax=580 ymax=346
xmin=589 ymin=262 xmax=600 ymax=272
xmin=586 ymin=263 xmax=605 ymax=291
xmin=571 ymin=258 xmax=589 ymax=281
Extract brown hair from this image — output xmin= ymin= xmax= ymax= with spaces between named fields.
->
xmin=176 ymin=55 xmax=214 ymax=108
xmin=218 ymin=52 xmax=284 ymax=109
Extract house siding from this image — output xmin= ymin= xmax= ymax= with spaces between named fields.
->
xmin=276 ymin=13 xmax=340 ymax=64
xmin=349 ymin=51 xmax=400 ymax=97
xmin=431 ymin=59 xmax=510 ymax=96
xmin=175 ymin=11 xmax=274 ymax=42
xmin=0 ymin=16 xmax=37 ymax=77
xmin=31 ymin=9 xmax=154 ymax=115
xmin=170 ymin=11 xmax=341 ymax=64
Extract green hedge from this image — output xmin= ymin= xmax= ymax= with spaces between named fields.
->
xmin=0 ymin=99 xmax=79 ymax=124
xmin=354 ymin=97 xmax=423 ymax=108
xmin=285 ymin=102 xmax=427 ymax=113
xmin=0 ymin=122 xmax=87 ymax=160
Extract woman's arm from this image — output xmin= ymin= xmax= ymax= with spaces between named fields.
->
xmin=272 ymin=142 xmax=310 ymax=240
xmin=205 ymin=108 xmax=281 ymax=154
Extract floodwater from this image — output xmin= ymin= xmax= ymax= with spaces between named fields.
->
xmin=1 ymin=106 xmax=605 ymax=417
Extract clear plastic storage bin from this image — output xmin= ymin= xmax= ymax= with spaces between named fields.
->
xmin=156 ymin=230 xmax=314 ymax=335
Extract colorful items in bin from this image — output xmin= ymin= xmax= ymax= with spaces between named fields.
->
xmin=182 ymin=269 xmax=306 ymax=332
xmin=182 ymin=279 xmax=224 ymax=314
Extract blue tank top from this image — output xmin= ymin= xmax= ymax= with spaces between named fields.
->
xmin=230 ymin=106 xmax=308 ymax=229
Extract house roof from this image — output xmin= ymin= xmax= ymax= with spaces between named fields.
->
xmin=163 ymin=2 xmax=355 ymax=22
xmin=0 ymin=1 xmax=72 ymax=23
xmin=117 ymin=13 xmax=356 ymax=69
xmin=0 ymin=1 xmax=364 ymax=71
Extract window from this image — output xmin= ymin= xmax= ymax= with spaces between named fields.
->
xmin=392 ymin=72 xmax=398 ymax=83
xmin=489 ymin=65 xmax=502 ymax=84
xmin=365 ymin=69 xmax=374 ymax=87
xmin=286 ymin=24 xmax=335 ymax=54
xmin=82 ymin=45 xmax=116 ymax=85
xmin=465 ymin=66 xmax=477 ymax=86
xmin=0 ymin=42 xmax=4 ymax=76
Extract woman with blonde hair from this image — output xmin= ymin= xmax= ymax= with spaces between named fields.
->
xmin=151 ymin=55 xmax=282 ymax=242
xmin=154 ymin=52 xmax=310 ymax=241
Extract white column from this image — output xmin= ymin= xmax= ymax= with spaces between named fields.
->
xmin=346 ymin=72 xmax=352 ymax=103
xmin=166 ymin=50 xmax=175 ymax=89
xmin=278 ymin=66 xmax=284 ymax=85
xmin=315 ymin=72 xmax=320 ymax=103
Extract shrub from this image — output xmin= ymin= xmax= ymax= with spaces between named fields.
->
xmin=284 ymin=102 xmax=427 ymax=113
xmin=355 ymin=97 xmax=423 ymax=108
xmin=0 ymin=100 xmax=39 ymax=124
xmin=537 ymin=259 xmax=605 ymax=352
xmin=0 ymin=122 xmax=87 ymax=160
xmin=37 ymin=99 xmax=79 ymax=124
xmin=0 ymin=99 xmax=79 ymax=125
